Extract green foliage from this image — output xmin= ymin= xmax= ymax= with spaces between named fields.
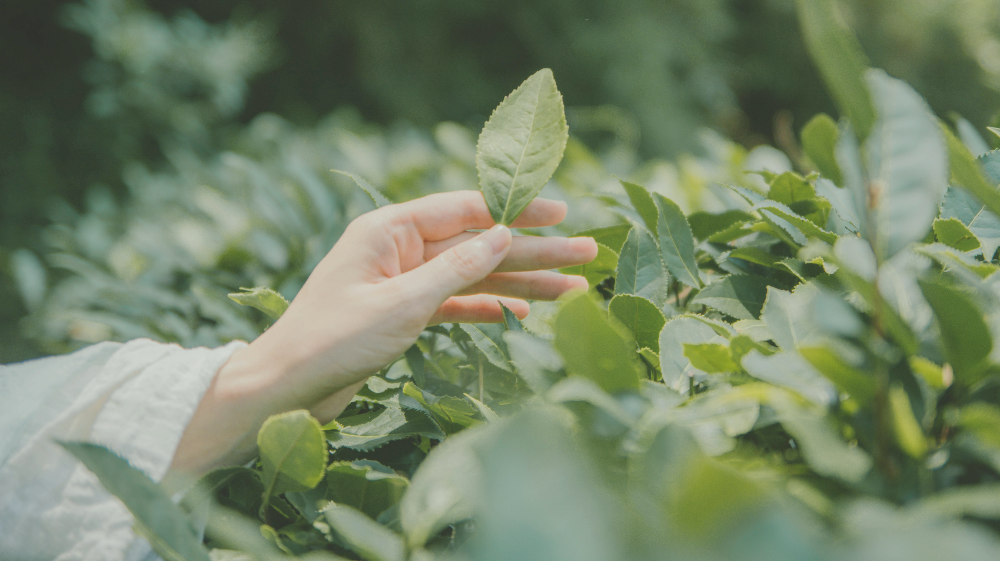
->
xmin=37 ymin=3 xmax=1000 ymax=560
xmin=229 ymin=287 xmax=290 ymax=321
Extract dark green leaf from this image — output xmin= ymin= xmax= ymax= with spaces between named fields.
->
xmin=940 ymin=147 xmax=1000 ymax=259
xmin=323 ymin=503 xmax=405 ymax=561
xmin=692 ymin=274 xmax=773 ymax=321
xmin=614 ymin=225 xmax=669 ymax=307
xmin=653 ymin=193 xmax=702 ymax=288
xmin=799 ymin=346 xmax=876 ymax=404
xmin=329 ymin=406 xmax=445 ymax=451
xmin=478 ymin=69 xmax=568 ymax=225
xmin=687 ymin=210 xmax=754 ymax=242
xmin=325 ymin=461 xmax=409 ymax=520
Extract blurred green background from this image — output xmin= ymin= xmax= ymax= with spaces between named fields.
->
xmin=3 ymin=0 xmax=1000 ymax=362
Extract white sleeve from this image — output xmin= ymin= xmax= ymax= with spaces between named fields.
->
xmin=0 ymin=338 xmax=247 ymax=561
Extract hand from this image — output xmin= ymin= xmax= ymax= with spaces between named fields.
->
xmin=170 ymin=191 xmax=597 ymax=474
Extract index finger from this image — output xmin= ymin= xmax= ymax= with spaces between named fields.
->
xmin=388 ymin=191 xmax=567 ymax=241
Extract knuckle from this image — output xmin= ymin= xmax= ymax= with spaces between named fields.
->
xmin=443 ymin=242 xmax=489 ymax=281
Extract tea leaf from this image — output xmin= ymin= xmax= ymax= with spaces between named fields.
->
xmin=692 ymin=275 xmax=773 ymax=321
xmin=258 ymin=410 xmax=327 ymax=505
xmin=324 ymin=503 xmax=405 ymax=561
xmin=325 ymin=461 xmax=409 ymax=520
xmin=477 ymin=69 xmax=568 ymax=225
xmin=615 ymin=225 xmax=669 ymax=307
xmin=59 ymin=441 xmax=211 ymax=561
xmin=619 ymin=179 xmax=659 ymax=237
xmin=228 ymin=287 xmax=289 ymax=320
xmin=683 ymin=343 xmax=739 ymax=373
xmin=933 ymin=217 xmax=981 ymax=252
xmin=333 ymin=169 xmax=392 ymax=208
xmin=801 ymin=113 xmax=843 ymax=185
xmin=918 ymin=279 xmax=992 ymax=386
xmin=653 ymin=193 xmax=702 ymax=288
xmin=940 ymin=148 xmax=1000 ymax=259
xmin=554 ymin=292 xmax=643 ymax=392
xmin=609 ymin=294 xmax=666 ymax=352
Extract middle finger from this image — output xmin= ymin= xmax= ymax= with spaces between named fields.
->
xmin=424 ymin=233 xmax=597 ymax=272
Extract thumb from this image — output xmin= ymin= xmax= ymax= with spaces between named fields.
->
xmin=400 ymin=224 xmax=512 ymax=305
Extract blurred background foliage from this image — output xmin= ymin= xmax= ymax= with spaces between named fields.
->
xmin=3 ymin=0 xmax=1000 ymax=362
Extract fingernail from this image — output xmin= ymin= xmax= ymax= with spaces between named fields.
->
xmin=482 ymin=224 xmax=511 ymax=255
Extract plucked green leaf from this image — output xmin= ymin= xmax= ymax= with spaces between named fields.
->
xmin=619 ymin=179 xmax=659 ymax=237
xmin=918 ymin=279 xmax=993 ymax=386
xmin=59 ymin=441 xmax=211 ymax=561
xmin=609 ymin=294 xmax=666 ymax=352
xmin=794 ymin=0 xmax=875 ymax=139
xmin=614 ymin=225 xmax=669 ymax=307
xmin=801 ymin=113 xmax=844 ymax=185
xmin=554 ymin=291 xmax=643 ymax=393
xmin=323 ymin=503 xmax=405 ymax=561
xmin=258 ymin=410 xmax=327 ymax=505
xmin=333 ymin=170 xmax=392 ymax=208
xmin=692 ymin=274 xmax=773 ymax=321
xmin=477 ymin=69 xmax=568 ymax=225
xmin=228 ymin=287 xmax=289 ymax=320
xmin=653 ymin=193 xmax=702 ymax=288
xmin=933 ymin=218 xmax=981 ymax=252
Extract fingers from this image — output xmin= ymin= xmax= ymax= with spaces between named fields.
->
xmin=429 ymin=295 xmax=530 ymax=325
xmin=388 ymin=191 xmax=568 ymax=241
xmin=396 ymin=224 xmax=513 ymax=306
xmin=425 ymin=234 xmax=598 ymax=272
xmin=457 ymin=271 xmax=589 ymax=300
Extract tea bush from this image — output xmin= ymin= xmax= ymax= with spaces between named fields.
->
xmin=20 ymin=0 xmax=1000 ymax=560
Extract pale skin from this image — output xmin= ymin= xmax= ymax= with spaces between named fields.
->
xmin=169 ymin=191 xmax=598 ymax=476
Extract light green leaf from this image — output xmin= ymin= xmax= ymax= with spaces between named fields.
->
xmin=801 ymin=113 xmax=844 ymax=185
xmin=799 ymin=346 xmax=876 ymax=404
xmin=609 ymin=294 xmax=666 ymax=352
xmin=794 ymin=0 xmax=875 ymax=139
xmin=753 ymin=200 xmax=838 ymax=244
xmin=614 ymin=225 xmax=669 ymax=307
xmin=917 ymin=243 xmax=999 ymax=279
xmin=332 ymin=170 xmax=392 ymax=208
xmin=59 ymin=441 xmax=211 ymax=561
xmin=863 ymin=70 xmax=949 ymax=261
xmin=619 ymin=179 xmax=659 ymax=237
xmin=760 ymin=283 xmax=823 ymax=351
xmin=933 ymin=218 xmax=981 ymax=252
xmin=554 ymin=292 xmax=643 ymax=393
xmin=477 ymin=68 xmax=568 ymax=225
xmin=325 ymin=461 xmax=409 ymax=520
xmin=324 ymin=503 xmax=405 ymax=561
xmin=559 ymin=242 xmax=618 ymax=288
xmin=458 ymin=323 xmax=512 ymax=372
xmin=258 ymin=410 xmax=327 ymax=508
xmin=940 ymin=148 xmax=1000 ymax=259
xmin=683 ymin=343 xmax=738 ymax=373
xmin=889 ymin=384 xmax=928 ymax=459
xmin=652 ymin=193 xmax=702 ymax=288
xmin=692 ymin=274 xmax=774 ymax=321
xmin=228 ymin=287 xmax=289 ymax=320
xmin=918 ymin=279 xmax=993 ymax=386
